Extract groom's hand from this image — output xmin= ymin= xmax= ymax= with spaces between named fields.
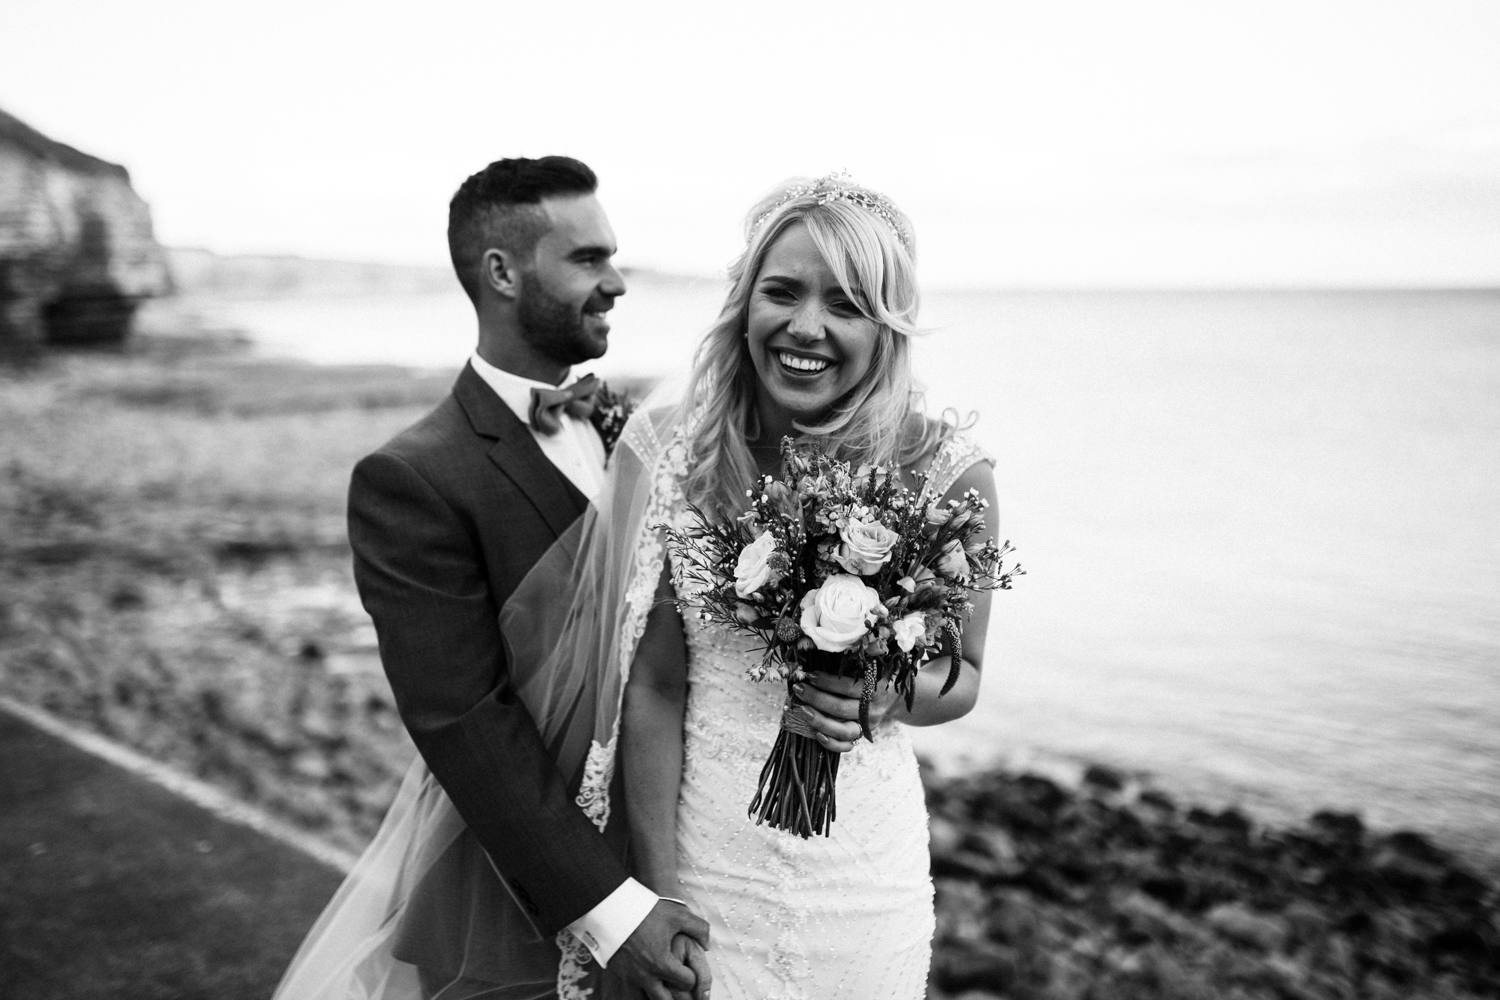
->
xmin=792 ymin=670 xmax=900 ymax=753
xmin=610 ymin=900 xmax=710 ymax=1000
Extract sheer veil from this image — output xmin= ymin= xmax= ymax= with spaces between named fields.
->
xmin=271 ymin=391 xmax=687 ymax=1000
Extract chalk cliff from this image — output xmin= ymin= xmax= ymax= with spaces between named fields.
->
xmin=0 ymin=107 xmax=170 ymax=346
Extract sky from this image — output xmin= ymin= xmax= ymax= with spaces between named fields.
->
xmin=3 ymin=0 xmax=1498 ymax=288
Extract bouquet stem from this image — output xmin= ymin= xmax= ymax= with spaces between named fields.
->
xmin=748 ymin=697 xmax=841 ymax=838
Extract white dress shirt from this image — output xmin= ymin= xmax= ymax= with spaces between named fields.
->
xmin=468 ymin=351 xmax=608 ymax=501
xmin=467 ymin=351 xmax=655 ymax=967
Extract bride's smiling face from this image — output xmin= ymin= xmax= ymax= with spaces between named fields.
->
xmin=745 ymin=223 xmax=880 ymax=436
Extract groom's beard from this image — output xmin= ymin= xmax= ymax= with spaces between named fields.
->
xmin=516 ymin=273 xmax=608 ymax=367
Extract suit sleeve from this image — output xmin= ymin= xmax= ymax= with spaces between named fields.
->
xmin=348 ymin=450 xmax=629 ymax=937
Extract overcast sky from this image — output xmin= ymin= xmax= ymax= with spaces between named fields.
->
xmin=4 ymin=0 xmax=1498 ymax=287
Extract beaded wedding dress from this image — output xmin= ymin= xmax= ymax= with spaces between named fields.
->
xmin=660 ymin=427 xmax=990 ymax=1000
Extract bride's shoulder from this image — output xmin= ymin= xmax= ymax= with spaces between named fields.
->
xmin=901 ymin=412 xmax=995 ymax=501
xmin=901 ymin=412 xmax=991 ymax=473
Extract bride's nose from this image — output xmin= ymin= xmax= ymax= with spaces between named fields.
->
xmin=786 ymin=301 xmax=825 ymax=342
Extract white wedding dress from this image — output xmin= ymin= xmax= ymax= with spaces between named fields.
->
xmin=659 ymin=429 xmax=990 ymax=1000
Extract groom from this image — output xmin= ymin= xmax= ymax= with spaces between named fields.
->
xmin=348 ymin=157 xmax=708 ymax=998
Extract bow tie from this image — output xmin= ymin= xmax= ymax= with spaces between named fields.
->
xmin=528 ymin=374 xmax=600 ymax=434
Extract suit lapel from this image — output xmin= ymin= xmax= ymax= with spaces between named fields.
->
xmin=453 ymin=363 xmax=588 ymax=539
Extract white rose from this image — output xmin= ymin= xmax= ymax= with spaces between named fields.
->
xmin=799 ymin=574 xmax=883 ymax=652
xmin=734 ymin=530 xmax=780 ymax=599
xmin=936 ymin=539 xmax=970 ymax=581
xmin=835 ymin=519 xmax=899 ymax=576
xmin=891 ymin=612 xmax=927 ymax=653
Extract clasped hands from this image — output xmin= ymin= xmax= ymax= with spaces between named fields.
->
xmin=789 ymin=668 xmax=901 ymax=753
xmin=613 ymin=899 xmax=712 ymax=1000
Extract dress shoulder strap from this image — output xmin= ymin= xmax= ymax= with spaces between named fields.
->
xmin=923 ymin=429 xmax=994 ymax=500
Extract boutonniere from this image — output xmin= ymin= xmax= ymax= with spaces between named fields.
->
xmin=588 ymin=380 xmax=636 ymax=457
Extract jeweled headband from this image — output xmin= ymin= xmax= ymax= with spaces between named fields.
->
xmin=748 ymin=172 xmax=913 ymax=255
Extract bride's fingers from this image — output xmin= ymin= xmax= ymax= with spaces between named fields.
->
xmin=791 ymin=679 xmax=859 ymax=721
xmin=815 ymin=731 xmax=856 ymax=753
xmin=794 ymin=704 xmax=861 ymax=752
xmin=683 ymin=939 xmax=713 ymax=1000
xmin=799 ymin=671 xmax=862 ymax=698
xmin=799 ymin=671 xmax=901 ymax=724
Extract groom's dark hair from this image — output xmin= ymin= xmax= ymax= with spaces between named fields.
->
xmin=447 ymin=156 xmax=599 ymax=304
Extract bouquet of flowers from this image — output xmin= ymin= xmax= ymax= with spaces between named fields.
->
xmin=663 ymin=438 xmax=1022 ymax=837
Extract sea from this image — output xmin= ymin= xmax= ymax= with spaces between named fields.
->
xmin=199 ymin=281 xmax=1500 ymax=865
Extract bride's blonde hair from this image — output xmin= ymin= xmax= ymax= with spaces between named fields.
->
xmin=684 ymin=176 xmax=944 ymax=519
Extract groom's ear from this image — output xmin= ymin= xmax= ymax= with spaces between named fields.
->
xmin=481 ymin=248 xmax=523 ymax=300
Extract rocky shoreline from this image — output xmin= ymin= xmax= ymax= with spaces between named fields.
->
xmin=924 ymin=764 xmax=1499 ymax=999
xmin=3 ymin=340 xmax=1496 ymax=998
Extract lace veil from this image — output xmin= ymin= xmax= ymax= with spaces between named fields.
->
xmin=270 ymin=392 xmax=687 ymax=1000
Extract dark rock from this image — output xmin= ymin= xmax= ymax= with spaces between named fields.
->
xmin=1280 ymin=900 xmax=1331 ymax=945
xmin=1138 ymin=788 xmax=1177 ymax=814
xmin=1082 ymin=763 xmax=1125 ymax=792
xmin=985 ymin=794 xmax=1053 ymax=834
xmin=1370 ymin=844 xmax=1446 ymax=897
xmin=1440 ymin=868 xmax=1487 ymax=902
xmin=931 ymin=939 xmax=1018 ymax=994
xmin=931 ymin=848 xmax=1005 ymax=883
xmin=1213 ymin=807 xmax=1255 ymax=837
xmin=1012 ymin=864 xmax=1077 ymax=903
xmin=1 ymin=107 xmax=170 ymax=347
xmin=1115 ymin=890 xmax=1186 ymax=943
xmin=1427 ymin=924 xmax=1489 ymax=957
xmin=933 ymin=878 xmax=988 ymax=943
xmin=1050 ymin=847 xmax=1099 ymax=884
xmin=1309 ymin=810 xmax=1364 ymax=844
xmin=961 ymin=826 xmax=1018 ymax=864
xmin=1336 ymin=910 xmax=1374 ymax=935
xmin=1141 ymin=872 xmax=1189 ymax=908
xmin=1383 ymin=829 xmax=1449 ymax=866
xmin=1104 ymin=804 xmax=1154 ymax=849
xmin=108 ymin=584 xmax=145 ymax=611
xmin=1015 ymin=773 xmax=1068 ymax=814
xmin=985 ymin=890 xmax=1042 ymax=944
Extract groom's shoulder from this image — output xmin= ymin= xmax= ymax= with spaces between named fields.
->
xmin=354 ymin=390 xmax=478 ymax=488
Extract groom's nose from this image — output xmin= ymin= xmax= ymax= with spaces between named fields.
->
xmin=599 ymin=261 xmax=626 ymax=299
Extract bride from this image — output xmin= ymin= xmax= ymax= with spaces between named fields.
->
xmin=611 ymin=175 xmax=996 ymax=999
xmin=273 ymin=175 xmax=997 ymax=1000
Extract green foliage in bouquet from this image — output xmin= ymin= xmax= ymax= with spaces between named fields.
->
xmin=663 ymin=437 xmax=1022 ymax=837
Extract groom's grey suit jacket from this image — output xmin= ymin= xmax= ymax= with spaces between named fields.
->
xmin=348 ymin=361 xmax=628 ymax=981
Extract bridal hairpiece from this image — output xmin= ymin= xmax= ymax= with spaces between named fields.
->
xmin=749 ymin=172 xmax=913 ymax=254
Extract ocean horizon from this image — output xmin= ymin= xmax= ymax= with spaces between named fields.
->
xmin=181 ymin=282 xmax=1500 ymax=866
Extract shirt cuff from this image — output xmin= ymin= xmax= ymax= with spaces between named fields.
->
xmin=566 ymin=877 xmax=659 ymax=968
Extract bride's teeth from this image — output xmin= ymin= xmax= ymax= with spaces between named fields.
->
xmin=778 ymin=352 xmax=830 ymax=373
